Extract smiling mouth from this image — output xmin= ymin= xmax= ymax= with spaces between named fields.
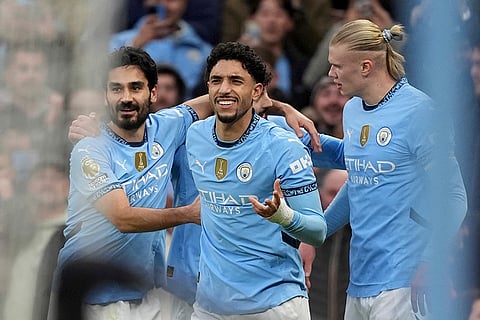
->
xmin=216 ymin=98 xmax=237 ymax=108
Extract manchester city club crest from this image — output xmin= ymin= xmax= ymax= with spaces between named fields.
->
xmin=236 ymin=162 xmax=253 ymax=182
xmin=151 ymin=142 xmax=164 ymax=159
xmin=215 ymin=158 xmax=228 ymax=180
xmin=376 ymin=127 xmax=392 ymax=146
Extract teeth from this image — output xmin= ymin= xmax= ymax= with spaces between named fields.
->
xmin=218 ymin=100 xmax=234 ymax=105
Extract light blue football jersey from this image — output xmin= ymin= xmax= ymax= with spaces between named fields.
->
xmin=56 ymin=105 xmax=197 ymax=304
xmin=186 ymin=112 xmax=327 ymax=314
xmin=164 ymin=143 xmax=201 ymax=305
xmin=324 ymin=78 xmax=467 ymax=298
xmin=164 ymin=116 xmax=346 ymax=306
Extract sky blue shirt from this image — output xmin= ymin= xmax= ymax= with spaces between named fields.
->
xmin=186 ymin=112 xmax=327 ymax=314
xmin=164 ymin=115 xmax=345 ymax=306
xmin=56 ymin=105 xmax=197 ymax=304
xmin=324 ymin=78 xmax=467 ymax=298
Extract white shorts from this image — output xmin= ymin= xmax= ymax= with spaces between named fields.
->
xmin=191 ymin=296 xmax=310 ymax=320
xmin=83 ymin=287 xmax=167 ymax=320
xmin=344 ymin=287 xmax=416 ymax=320
xmin=168 ymin=293 xmax=194 ymax=320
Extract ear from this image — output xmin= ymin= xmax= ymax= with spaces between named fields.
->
xmin=150 ymin=84 xmax=158 ymax=103
xmin=360 ymin=60 xmax=373 ymax=76
xmin=252 ymin=83 xmax=264 ymax=100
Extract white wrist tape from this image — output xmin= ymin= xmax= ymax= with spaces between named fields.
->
xmin=266 ymin=198 xmax=294 ymax=227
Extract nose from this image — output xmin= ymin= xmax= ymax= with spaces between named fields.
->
xmin=328 ymin=66 xmax=334 ymax=78
xmin=218 ymin=80 xmax=232 ymax=94
xmin=120 ymin=89 xmax=133 ymax=102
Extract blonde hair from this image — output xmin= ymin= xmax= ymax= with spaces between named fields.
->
xmin=330 ymin=19 xmax=406 ymax=80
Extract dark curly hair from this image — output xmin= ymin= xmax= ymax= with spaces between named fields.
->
xmin=106 ymin=46 xmax=158 ymax=91
xmin=204 ymin=42 xmax=272 ymax=87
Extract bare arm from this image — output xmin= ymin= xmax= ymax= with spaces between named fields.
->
xmin=95 ymin=189 xmax=200 ymax=233
xmin=183 ymin=94 xmax=213 ymax=120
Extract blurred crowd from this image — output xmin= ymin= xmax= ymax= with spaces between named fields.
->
xmin=0 ymin=0 xmax=479 ymax=319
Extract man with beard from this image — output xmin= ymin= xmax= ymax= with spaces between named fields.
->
xmin=55 ymin=45 xmax=320 ymax=320
xmin=53 ymin=46 xmax=210 ymax=320
xmin=186 ymin=41 xmax=327 ymax=319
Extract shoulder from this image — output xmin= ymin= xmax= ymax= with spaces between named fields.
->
xmin=188 ymin=116 xmax=214 ymax=134
xmin=150 ymin=105 xmax=198 ymax=123
xmin=258 ymin=119 xmax=305 ymax=150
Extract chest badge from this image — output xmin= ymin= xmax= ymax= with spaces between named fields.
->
xmin=215 ymin=158 xmax=228 ymax=180
xmin=360 ymin=125 xmax=370 ymax=147
xmin=376 ymin=127 xmax=392 ymax=146
xmin=236 ymin=162 xmax=253 ymax=182
xmin=135 ymin=151 xmax=147 ymax=172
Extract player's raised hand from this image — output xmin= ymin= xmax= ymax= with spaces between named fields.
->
xmin=249 ymin=179 xmax=282 ymax=219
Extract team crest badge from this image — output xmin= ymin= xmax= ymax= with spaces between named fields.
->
xmin=81 ymin=156 xmax=100 ymax=179
xmin=376 ymin=127 xmax=392 ymax=146
xmin=215 ymin=158 xmax=228 ymax=180
xmin=151 ymin=142 xmax=164 ymax=159
xmin=135 ymin=151 xmax=147 ymax=172
xmin=236 ymin=163 xmax=252 ymax=182
xmin=360 ymin=125 xmax=370 ymax=147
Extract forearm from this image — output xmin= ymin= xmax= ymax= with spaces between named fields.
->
xmin=312 ymin=134 xmax=346 ymax=169
xmin=281 ymin=193 xmax=327 ymax=247
xmin=96 ymin=189 xmax=199 ymax=233
xmin=183 ymin=94 xmax=213 ymax=120
xmin=117 ymin=205 xmax=198 ymax=233
xmin=325 ymin=183 xmax=350 ymax=237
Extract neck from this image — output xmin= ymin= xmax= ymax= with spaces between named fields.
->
xmin=108 ymin=122 xmax=145 ymax=143
xmin=361 ymin=76 xmax=397 ymax=106
xmin=215 ymin=111 xmax=253 ymax=142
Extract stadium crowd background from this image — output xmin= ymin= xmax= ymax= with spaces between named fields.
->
xmin=0 ymin=0 xmax=479 ymax=319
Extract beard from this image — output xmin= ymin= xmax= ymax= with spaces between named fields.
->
xmin=108 ymin=101 xmax=151 ymax=130
xmin=216 ymin=105 xmax=252 ymax=124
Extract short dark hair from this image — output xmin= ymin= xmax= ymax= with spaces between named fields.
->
xmin=156 ymin=63 xmax=186 ymax=102
xmin=251 ymin=0 xmax=295 ymax=18
xmin=204 ymin=42 xmax=272 ymax=86
xmin=106 ymin=46 xmax=158 ymax=91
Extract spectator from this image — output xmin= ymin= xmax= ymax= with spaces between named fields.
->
xmin=252 ymin=44 xmax=291 ymax=103
xmin=152 ymin=63 xmax=186 ymax=112
xmin=0 ymin=146 xmax=16 ymax=310
xmin=238 ymin=0 xmax=311 ymax=108
xmin=109 ymin=0 xmax=212 ymax=98
xmin=115 ymin=0 xmax=222 ymax=45
xmin=0 ymin=0 xmax=64 ymax=78
xmin=0 ymin=42 xmax=67 ymax=189
xmin=302 ymin=0 xmax=397 ymax=90
xmin=300 ymin=76 xmax=349 ymax=138
xmin=66 ymin=87 xmax=105 ymax=121
xmin=221 ymin=0 xmax=333 ymax=57
xmin=3 ymin=161 xmax=69 ymax=320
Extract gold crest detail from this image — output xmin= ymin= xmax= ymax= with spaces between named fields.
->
xmin=360 ymin=125 xmax=370 ymax=147
xmin=135 ymin=152 xmax=147 ymax=172
xmin=215 ymin=158 xmax=228 ymax=180
xmin=81 ymin=156 xmax=100 ymax=179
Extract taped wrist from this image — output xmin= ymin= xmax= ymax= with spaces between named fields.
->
xmin=266 ymin=198 xmax=294 ymax=227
